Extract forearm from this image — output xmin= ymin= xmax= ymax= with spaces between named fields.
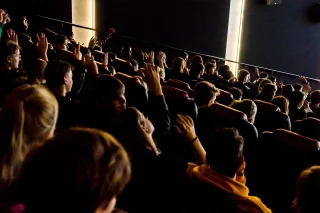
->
xmin=191 ymin=138 xmax=206 ymax=165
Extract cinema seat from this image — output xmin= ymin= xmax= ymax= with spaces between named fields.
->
xmin=216 ymin=89 xmax=234 ymax=106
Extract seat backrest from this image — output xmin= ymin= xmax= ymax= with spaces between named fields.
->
xmin=162 ymin=85 xmax=189 ymax=99
xmin=216 ymin=89 xmax=234 ymax=106
xmin=298 ymin=117 xmax=320 ymax=141
xmin=254 ymin=100 xmax=280 ymax=112
xmin=209 ymin=103 xmax=247 ymax=121
xmin=113 ymin=58 xmax=134 ymax=75
xmin=166 ymin=79 xmax=191 ymax=90
xmin=114 ymin=72 xmax=140 ymax=85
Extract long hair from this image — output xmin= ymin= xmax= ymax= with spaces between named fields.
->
xmin=0 ymin=84 xmax=58 ymax=188
xmin=172 ymin=57 xmax=185 ymax=73
xmin=111 ymin=107 xmax=158 ymax=159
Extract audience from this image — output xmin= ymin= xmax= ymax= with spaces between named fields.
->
xmin=0 ymin=10 xmax=320 ymax=213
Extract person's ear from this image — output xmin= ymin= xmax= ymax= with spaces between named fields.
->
xmin=6 ymin=55 xmax=11 ymax=64
xmin=63 ymin=76 xmax=68 ymax=85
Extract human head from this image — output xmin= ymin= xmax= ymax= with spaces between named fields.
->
xmin=293 ymin=166 xmax=320 ymax=213
xmin=27 ymin=58 xmax=47 ymax=84
xmin=310 ymin=90 xmax=320 ymax=112
xmin=230 ymin=99 xmax=257 ymax=124
xmin=191 ymin=55 xmax=203 ymax=65
xmin=258 ymin=79 xmax=272 ymax=92
xmin=260 ymin=83 xmax=277 ymax=102
xmin=237 ymin=69 xmax=250 ymax=84
xmin=194 ymin=81 xmax=220 ymax=108
xmin=179 ymin=52 xmax=189 ymax=62
xmin=229 ymin=87 xmax=243 ymax=101
xmin=172 ymin=57 xmax=185 ymax=73
xmin=18 ymin=128 xmax=131 ymax=213
xmin=218 ymin=65 xmax=230 ymax=75
xmin=290 ymin=91 xmax=305 ymax=110
xmin=206 ymin=128 xmax=245 ymax=178
xmin=44 ymin=60 xmax=73 ymax=94
xmin=283 ymin=84 xmax=294 ymax=100
xmin=0 ymin=40 xmax=21 ymax=70
xmin=271 ymin=96 xmax=289 ymax=115
xmin=52 ymin=34 xmax=69 ymax=51
xmin=294 ymin=83 xmax=303 ymax=92
xmin=205 ymin=62 xmax=217 ymax=76
xmin=132 ymin=49 xmax=144 ymax=68
xmin=268 ymin=76 xmax=277 ymax=84
xmin=0 ymin=85 xmax=58 ymax=187
xmin=190 ymin=63 xmax=205 ymax=78
xmin=92 ymin=75 xmax=126 ymax=113
xmin=111 ymin=107 xmax=158 ymax=158
xmin=259 ymin=72 xmax=268 ymax=79
xmin=120 ymin=45 xmax=132 ymax=59
xmin=221 ymin=70 xmax=234 ymax=82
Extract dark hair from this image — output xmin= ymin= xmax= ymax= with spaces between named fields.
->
xmin=18 ymin=128 xmax=131 ymax=213
xmin=237 ymin=69 xmax=250 ymax=84
xmin=206 ymin=128 xmax=244 ymax=178
xmin=38 ymin=28 xmax=57 ymax=44
xmin=283 ymin=84 xmax=294 ymax=100
xmin=310 ymin=90 xmax=320 ymax=104
xmin=179 ymin=52 xmax=188 ymax=60
xmin=205 ymin=62 xmax=215 ymax=72
xmin=132 ymin=49 xmax=144 ymax=68
xmin=52 ymin=34 xmax=68 ymax=49
xmin=229 ymin=87 xmax=243 ymax=101
xmin=271 ymin=96 xmax=289 ymax=115
xmin=294 ymin=83 xmax=303 ymax=91
xmin=268 ymin=76 xmax=277 ymax=83
xmin=190 ymin=63 xmax=204 ymax=77
xmin=111 ymin=107 xmax=158 ymax=158
xmin=0 ymin=41 xmax=20 ymax=64
xmin=191 ymin=55 xmax=203 ymax=65
xmin=44 ymin=60 xmax=72 ymax=88
xmin=128 ymin=59 xmax=138 ymax=68
xmin=218 ymin=65 xmax=230 ymax=76
xmin=259 ymin=72 xmax=268 ymax=79
xmin=194 ymin=81 xmax=219 ymax=107
xmin=92 ymin=75 xmax=125 ymax=107
xmin=298 ymin=118 xmax=320 ymax=141
xmin=120 ymin=45 xmax=132 ymax=59
xmin=221 ymin=70 xmax=234 ymax=81
xmin=172 ymin=57 xmax=185 ymax=73
xmin=293 ymin=166 xmax=320 ymax=213
xmin=289 ymin=91 xmax=305 ymax=109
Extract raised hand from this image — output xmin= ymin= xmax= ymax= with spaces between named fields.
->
xmin=142 ymin=63 xmax=162 ymax=95
xmin=7 ymin=29 xmax=18 ymax=44
xmin=88 ymin=37 xmax=98 ymax=49
xmin=174 ymin=114 xmax=197 ymax=142
xmin=0 ymin=9 xmax=10 ymax=25
xmin=103 ymin=53 xmax=109 ymax=66
xmin=82 ymin=54 xmax=99 ymax=75
xmin=304 ymin=83 xmax=312 ymax=93
xmin=73 ymin=43 xmax=82 ymax=61
xmin=147 ymin=51 xmax=155 ymax=65
xmin=22 ymin=16 xmax=29 ymax=30
xmin=298 ymin=76 xmax=308 ymax=85
xmin=35 ymin=33 xmax=48 ymax=61
xmin=255 ymin=67 xmax=260 ymax=77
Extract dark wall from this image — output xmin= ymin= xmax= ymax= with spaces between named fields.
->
xmin=96 ymin=0 xmax=231 ymax=58
xmin=241 ymin=0 xmax=320 ymax=81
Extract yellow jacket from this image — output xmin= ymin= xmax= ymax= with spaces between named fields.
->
xmin=190 ymin=165 xmax=272 ymax=213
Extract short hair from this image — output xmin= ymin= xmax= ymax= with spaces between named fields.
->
xmin=229 ymin=87 xmax=243 ymax=101
xmin=283 ymin=84 xmax=294 ymax=100
xmin=259 ymin=72 xmax=268 ymax=79
xmin=310 ymin=90 xmax=320 ymax=104
xmin=194 ymin=81 xmax=219 ymax=106
xmin=189 ymin=63 xmax=205 ymax=77
xmin=268 ymin=76 xmax=277 ymax=83
xmin=44 ymin=60 xmax=72 ymax=88
xmin=259 ymin=79 xmax=272 ymax=89
xmin=179 ymin=52 xmax=188 ymax=60
xmin=191 ymin=55 xmax=203 ymax=65
xmin=221 ymin=70 xmax=234 ymax=81
xmin=237 ymin=69 xmax=250 ymax=83
xmin=172 ymin=57 xmax=185 ymax=73
xmin=18 ymin=128 xmax=131 ymax=213
xmin=271 ymin=96 xmax=289 ymax=115
xmin=294 ymin=83 xmax=303 ymax=91
xmin=205 ymin=62 xmax=215 ymax=72
xmin=218 ymin=65 xmax=230 ymax=75
xmin=27 ymin=58 xmax=47 ymax=80
xmin=92 ymin=75 xmax=125 ymax=105
xmin=230 ymin=99 xmax=257 ymax=122
xmin=298 ymin=118 xmax=320 ymax=141
xmin=293 ymin=166 xmax=320 ymax=213
xmin=206 ymin=128 xmax=244 ymax=178
xmin=0 ymin=40 xmax=20 ymax=64
xmin=290 ymin=91 xmax=305 ymax=109
xmin=52 ymin=34 xmax=68 ymax=48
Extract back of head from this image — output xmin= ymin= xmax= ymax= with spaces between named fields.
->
xmin=191 ymin=55 xmax=203 ymax=65
xmin=44 ymin=60 xmax=72 ymax=89
xmin=310 ymin=90 xmax=320 ymax=105
xmin=206 ymin=128 xmax=244 ymax=178
xmin=194 ymin=81 xmax=219 ymax=108
xmin=237 ymin=69 xmax=250 ymax=84
xmin=92 ymin=75 xmax=125 ymax=109
xmin=259 ymin=72 xmax=268 ymax=79
xmin=290 ymin=91 xmax=305 ymax=109
xmin=52 ymin=34 xmax=68 ymax=50
xmin=27 ymin=58 xmax=47 ymax=81
xmin=258 ymin=79 xmax=272 ymax=90
xmin=230 ymin=99 xmax=257 ymax=123
xmin=111 ymin=107 xmax=158 ymax=158
xmin=298 ymin=118 xmax=320 ymax=141
xmin=0 ymin=40 xmax=20 ymax=69
xmin=261 ymin=83 xmax=277 ymax=96
xmin=283 ymin=84 xmax=294 ymax=100
xmin=0 ymin=85 xmax=58 ymax=187
xmin=179 ymin=52 xmax=188 ymax=61
xmin=221 ymin=70 xmax=234 ymax=81
xmin=294 ymin=83 xmax=303 ymax=92
xmin=132 ymin=49 xmax=144 ymax=67
xmin=190 ymin=63 xmax=205 ymax=77
xmin=268 ymin=76 xmax=277 ymax=84
xmin=18 ymin=128 xmax=131 ymax=213
xmin=218 ymin=65 xmax=230 ymax=76
xmin=271 ymin=96 xmax=289 ymax=115
xmin=205 ymin=62 xmax=215 ymax=72
xmin=229 ymin=87 xmax=243 ymax=101
xmin=293 ymin=166 xmax=320 ymax=213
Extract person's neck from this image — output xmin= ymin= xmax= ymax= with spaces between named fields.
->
xmin=0 ymin=64 xmax=11 ymax=71
xmin=50 ymin=86 xmax=67 ymax=97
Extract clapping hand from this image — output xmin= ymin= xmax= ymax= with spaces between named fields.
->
xmin=73 ymin=43 xmax=82 ymax=61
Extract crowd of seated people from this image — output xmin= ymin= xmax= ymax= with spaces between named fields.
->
xmin=1 ymin=9 xmax=320 ymax=213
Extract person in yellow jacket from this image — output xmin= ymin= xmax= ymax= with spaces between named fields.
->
xmin=188 ymin=128 xmax=272 ymax=213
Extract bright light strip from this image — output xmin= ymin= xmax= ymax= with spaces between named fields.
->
xmin=72 ymin=0 xmax=96 ymax=45
xmin=225 ymin=0 xmax=246 ymax=76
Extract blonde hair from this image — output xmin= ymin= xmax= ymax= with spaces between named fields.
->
xmin=0 ymin=84 xmax=58 ymax=187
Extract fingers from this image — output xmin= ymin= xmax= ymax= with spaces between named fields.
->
xmin=174 ymin=125 xmax=182 ymax=134
xmin=185 ymin=114 xmax=194 ymax=126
